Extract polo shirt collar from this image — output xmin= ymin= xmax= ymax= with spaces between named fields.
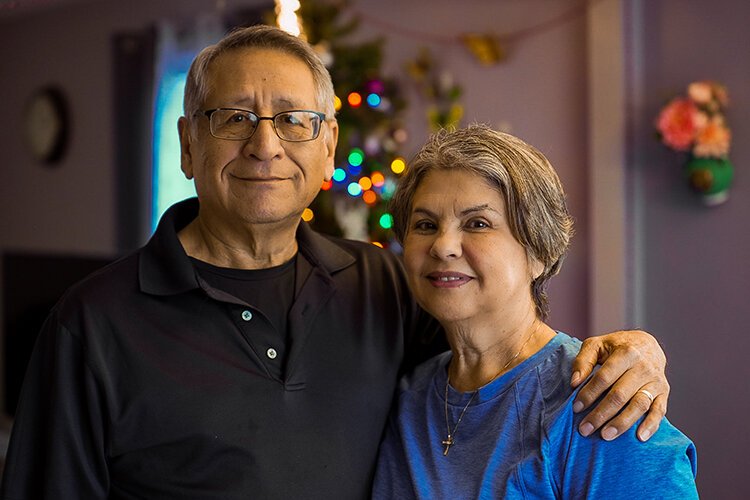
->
xmin=139 ymin=198 xmax=357 ymax=296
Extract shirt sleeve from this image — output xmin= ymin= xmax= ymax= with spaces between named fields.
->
xmin=549 ymin=411 xmax=699 ymax=500
xmin=1 ymin=309 xmax=109 ymax=499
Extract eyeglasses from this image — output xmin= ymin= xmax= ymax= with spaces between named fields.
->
xmin=198 ymin=108 xmax=326 ymax=142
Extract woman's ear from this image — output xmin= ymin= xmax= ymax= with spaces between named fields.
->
xmin=528 ymin=254 xmax=545 ymax=281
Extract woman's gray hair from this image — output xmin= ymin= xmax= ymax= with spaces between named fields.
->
xmin=183 ymin=24 xmax=336 ymax=118
xmin=389 ymin=124 xmax=574 ymax=319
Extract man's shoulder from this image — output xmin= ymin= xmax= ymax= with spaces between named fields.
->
xmin=301 ymin=227 xmax=406 ymax=275
xmin=54 ymin=251 xmax=141 ymax=316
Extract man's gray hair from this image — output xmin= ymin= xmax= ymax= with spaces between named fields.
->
xmin=183 ymin=24 xmax=336 ymax=119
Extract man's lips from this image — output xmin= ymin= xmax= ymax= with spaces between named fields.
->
xmin=230 ymin=173 xmax=287 ymax=182
xmin=426 ymin=271 xmax=473 ymax=288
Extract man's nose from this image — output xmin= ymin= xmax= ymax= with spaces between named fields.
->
xmin=242 ymin=119 xmax=284 ymax=160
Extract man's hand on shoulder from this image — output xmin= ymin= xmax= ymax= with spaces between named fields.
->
xmin=569 ymin=330 xmax=669 ymax=442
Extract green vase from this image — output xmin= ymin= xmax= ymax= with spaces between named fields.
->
xmin=684 ymin=156 xmax=734 ymax=206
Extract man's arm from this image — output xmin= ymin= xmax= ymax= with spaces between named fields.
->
xmin=1 ymin=310 xmax=109 ymax=499
xmin=569 ymin=330 xmax=669 ymax=442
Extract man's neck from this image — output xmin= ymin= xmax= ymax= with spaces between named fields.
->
xmin=177 ymin=215 xmax=299 ymax=270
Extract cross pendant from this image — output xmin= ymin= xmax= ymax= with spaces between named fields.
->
xmin=442 ymin=435 xmax=454 ymax=456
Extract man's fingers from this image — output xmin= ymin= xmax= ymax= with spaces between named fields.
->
xmin=591 ymin=386 xmax=663 ymax=441
xmin=570 ymin=337 xmax=606 ymax=387
xmin=572 ymin=353 xmax=626 ymax=413
xmin=636 ymin=394 xmax=668 ymax=441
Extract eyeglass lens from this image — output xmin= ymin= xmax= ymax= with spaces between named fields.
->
xmin=209 ymin=110 xmax=322 ymax=141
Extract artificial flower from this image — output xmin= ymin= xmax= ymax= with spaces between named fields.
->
xmin=656 ymin=98 xmax=699 ymax=151
xmin=693 ymin=118 xmax=731 ymax=158
xmin=656 ymin=80 xmax=731 ymax=159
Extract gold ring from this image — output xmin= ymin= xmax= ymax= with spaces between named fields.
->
xmin=638 ymin=389 xmax=656 ymax=402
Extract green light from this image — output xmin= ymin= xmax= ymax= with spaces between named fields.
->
xmin=348 ymin=148 xmax=365 ymax=167
xmin=379 ymin=213 xmax=393 ymax=229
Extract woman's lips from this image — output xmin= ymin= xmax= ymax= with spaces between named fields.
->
xmin=426 ymin=271 xmax=473 ymax=288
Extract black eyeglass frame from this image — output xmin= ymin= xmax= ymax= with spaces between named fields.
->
xmin=197 ymin=108 xmax=327 ymax=142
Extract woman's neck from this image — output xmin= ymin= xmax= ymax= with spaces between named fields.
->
xmin=446 ymin=316 xmax=555 ymax=393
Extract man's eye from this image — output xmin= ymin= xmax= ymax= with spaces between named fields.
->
xmin=229 ymin=113 xmax=248 ymax=123
xmin=280 ymin=114 xmax=303 ymax=126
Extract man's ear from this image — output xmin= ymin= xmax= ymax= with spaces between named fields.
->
xmin=178 ymin=116 xmax=194 ymax=180
xmin=323 ymin=120 xmax=339 ymax=182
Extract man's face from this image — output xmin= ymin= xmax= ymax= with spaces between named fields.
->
xmin=179 ymin=48 xmax=338 ymax=228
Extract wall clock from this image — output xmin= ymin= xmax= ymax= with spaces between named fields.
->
xmin=23 ymin=86 xmax=69 ymax=164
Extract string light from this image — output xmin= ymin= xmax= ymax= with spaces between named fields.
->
xmin=321 ymin=179 xmax=333 ymax=191
xmin=358 ymin=176 xmax=373 ymax=191
xmin=362 ymin=190 xmax=377 ymax=205
xmin=301 ymin=207 xmax=314 ymax=222
xmin=371 ymin=171 xmax=385 ymax=187
xmin=348 ymin=148 xmax=365 ymax=167
xmin=371 ymin=241 xmax=384 ymax=248
xmin=347 ymin=182 xmax=363 ymax=197
xmin=390 ymin=157 xmax=406 ymax=174
xmin=379 ymin=213 xmax=393 ymax=229
xmin=334 ymin=95 xmax=342 ymax=112
xmin=347 ymin=92 xmax=363 ymax=107
xmin=275 ymin=0 xmax=304 ymax=38
xmin=332 ymin=168 xmax=347 ymax=182
xmin=366 ymin=93 xmax=381 ymax=107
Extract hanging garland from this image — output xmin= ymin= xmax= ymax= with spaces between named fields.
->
xmin=350 ymin=0 xmax=602 ymax=66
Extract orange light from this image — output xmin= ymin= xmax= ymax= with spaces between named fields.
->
xmin=362 ymin=190 xmax=377 ymax=205
xmin=371 ymin=171 xmax=385 ymax=187
xmin=347 ymin=92 xmax=363 ymax=107
xmin=321 ymin=179 xmax=333 ymax=191
xmin=358 ymin=177 xmax=373 ymax=191
xmin=301 ymin=208 xmax=314 ymax=222
xmin=371 ymin=241 xmax=384 ymax=248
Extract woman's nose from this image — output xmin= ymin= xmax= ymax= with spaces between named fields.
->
xmin=429 ymin=229 xmax=462 ymax=260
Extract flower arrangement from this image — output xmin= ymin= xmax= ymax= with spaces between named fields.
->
xmin=655 ymin=81 xmax=734 ymax=205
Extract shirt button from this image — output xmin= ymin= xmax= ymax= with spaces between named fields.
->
xmin=241 ymin=310 xmax=253 ymax=321
xmin=266 ymin=348 xmax=278 ymax=359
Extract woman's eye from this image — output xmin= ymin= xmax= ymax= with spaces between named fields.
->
xmin=467 ymin=219 xmax=490 ymax=229
xmin=413 ymin=220 xmax=436 ymax=232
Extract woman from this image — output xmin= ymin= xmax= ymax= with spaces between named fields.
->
xmin=372 ymin=125 xmax=697 ymax=498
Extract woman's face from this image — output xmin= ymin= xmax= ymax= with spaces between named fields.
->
xmin=403 ymin=169 xmax=540 ymax=326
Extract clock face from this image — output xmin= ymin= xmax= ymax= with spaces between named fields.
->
xmin=24 ymin=87 xmax=68 ymax=164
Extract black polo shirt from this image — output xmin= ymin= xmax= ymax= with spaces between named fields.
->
xmin=1 ymin=198 xmax=441 ymax=500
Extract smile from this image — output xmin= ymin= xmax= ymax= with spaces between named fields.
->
xmin=426 ymin=272 xmax=472 ymax=288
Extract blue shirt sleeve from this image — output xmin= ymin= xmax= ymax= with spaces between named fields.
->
xmin=547 ymin=409 xmax=698 ymax=499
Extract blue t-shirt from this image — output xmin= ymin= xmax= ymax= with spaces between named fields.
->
xmin=373 ymin=333 xmax=698 ymax=499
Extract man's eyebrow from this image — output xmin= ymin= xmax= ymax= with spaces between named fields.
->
xmin=225 ymin=97 xmax=305 ymax=110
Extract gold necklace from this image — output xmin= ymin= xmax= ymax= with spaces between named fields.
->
xmin=442 ymin=322 xmax=541 ymax=456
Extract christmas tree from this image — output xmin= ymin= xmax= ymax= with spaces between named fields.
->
xmin=292 ymin=0 xmax=409 ymax=248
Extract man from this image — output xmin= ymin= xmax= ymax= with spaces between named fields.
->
xmin=1 ymin=25 xmax=668 ymax=499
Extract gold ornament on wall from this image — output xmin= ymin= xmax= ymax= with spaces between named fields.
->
xmin=460 ymin=34 xmax=506 ymax=66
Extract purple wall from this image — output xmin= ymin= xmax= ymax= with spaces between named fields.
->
xmin=634 ymin=0 xmax=750 ymax=497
